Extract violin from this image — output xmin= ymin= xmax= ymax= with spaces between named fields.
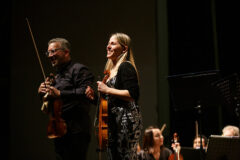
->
xmin=97 ymin=70 xmax=110 ymax=152
xmin=168 ymin=133 xmax=184 ymax=160
xmin=43 ymin=74 xmax=67 ymax=139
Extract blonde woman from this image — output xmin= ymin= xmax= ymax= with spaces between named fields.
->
xmin=96 ymin=33 xmax=142 ymax=160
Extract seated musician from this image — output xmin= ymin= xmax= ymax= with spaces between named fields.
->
xmin=138 ymin=126 xmax=173 ymax=160
xmin=222 ymin=125 xmax=240 ymax=137
xmin=193 ymin=135 xmax=208 ymax=151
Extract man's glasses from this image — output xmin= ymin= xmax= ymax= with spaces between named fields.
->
xmin=45 ymin=48 xmax=64 ymax=56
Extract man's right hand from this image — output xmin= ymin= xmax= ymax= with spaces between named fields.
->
xmin=38 ymin=81 xmax=50 ymax=95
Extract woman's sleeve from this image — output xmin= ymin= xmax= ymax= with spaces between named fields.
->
xmin=117 ymin=62 xmax=139 ymax=101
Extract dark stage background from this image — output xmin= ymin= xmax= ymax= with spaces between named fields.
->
xmin=2 ymin=0 xmax=239 ymax=159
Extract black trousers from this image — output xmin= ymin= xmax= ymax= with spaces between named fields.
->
xmin=54 ymin=132 xmax=91 ymax=160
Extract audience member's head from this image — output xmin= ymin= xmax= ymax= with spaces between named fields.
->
xmin=222 ymin=125 xmax=239 ymax=137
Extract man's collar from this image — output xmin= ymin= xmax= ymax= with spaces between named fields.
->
xmin=56 ymin=60 xmax=72 ymax=73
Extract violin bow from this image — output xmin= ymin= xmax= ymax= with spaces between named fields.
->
xmin=26 ymin=18 xmax=49 ymax=112
xmin=160 ymin=123 xmax=166 ymax=133
xmin=195 ymin=121 xmax=198 ymax=138
xmin=26 ymin=18 xmax=46 ymax=80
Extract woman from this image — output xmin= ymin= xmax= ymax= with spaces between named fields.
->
xmin=138 ymin=126 xmax=172 ymax=160
xmin=96 ymin=32 xmax=142 ymax=160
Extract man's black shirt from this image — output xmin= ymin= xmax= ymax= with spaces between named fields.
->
xmin=54 ymin=61 xmax=94 ymax=134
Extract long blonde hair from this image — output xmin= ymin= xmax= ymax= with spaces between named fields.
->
xmin=104 ymin=33 xmax=139 ymax=80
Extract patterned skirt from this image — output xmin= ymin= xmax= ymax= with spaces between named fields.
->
xmin=107 ymin=101 xmax=142 ymax=160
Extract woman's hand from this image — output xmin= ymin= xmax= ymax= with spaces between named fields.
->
xmin=171 ymin=142 xmax=181 ymax=153
xmin=97 ymin=81 xmax=109 ymax=94
xmin=97 ymin=81 xmax=133 ymax=102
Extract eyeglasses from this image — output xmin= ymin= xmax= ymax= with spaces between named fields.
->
xmin=45 ymin=48 xmax=64 ymax=56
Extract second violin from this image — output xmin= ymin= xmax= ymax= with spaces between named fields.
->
xmin=168 ymin=133 xmax=184 ymax=160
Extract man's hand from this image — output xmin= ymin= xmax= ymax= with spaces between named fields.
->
xmin=85 ymin=86 xmax=94 ymax=100
xmin=38 ymin=81 xmax=60 ymax=98
xmin=38 ymin=81 xmax=50 ymax=94
xmin=47 ymin=86 xmax=61 ymax=98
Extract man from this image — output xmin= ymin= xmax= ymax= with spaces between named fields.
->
xmin=38 ymin=38 xmax=94 ymax=160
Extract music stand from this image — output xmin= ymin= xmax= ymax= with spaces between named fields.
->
xmin=206 ymin=135 xmax=240 ymax=160
xmin=181 ymin=147 xmax=202 ymax=160
xmin=168 ymin=70 xmax=220 ymax=159
xmin=168 ymin=70 xmax=220 ymax=111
